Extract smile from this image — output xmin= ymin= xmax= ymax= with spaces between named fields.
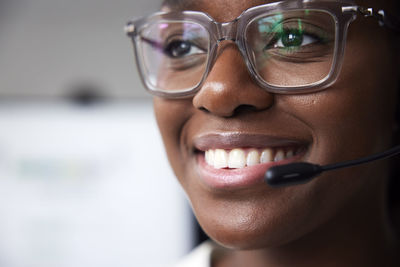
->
xmin=205 ymin=147 xmax=299 ymax=169
xmin=193 ymin=133 xmax=309 ymax=190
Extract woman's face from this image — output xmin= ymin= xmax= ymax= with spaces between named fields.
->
xmin=153 ymin=0 xmax=399 ymax=249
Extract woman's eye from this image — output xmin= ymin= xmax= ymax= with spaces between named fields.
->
xmin=163 ymin=40 xmax=204 ymax=58
xmin=266 ymin=29 xmax=321 ymax=51
xmin=275 ymin=29 xmax=317 ymax=48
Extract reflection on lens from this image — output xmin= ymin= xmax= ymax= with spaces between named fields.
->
xmin=246 ymin=10 xmax=335 ymax=87
xmin=137 ymin=21 xmax=210 ymax=93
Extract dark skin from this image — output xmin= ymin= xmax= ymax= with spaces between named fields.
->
xmin=153 ymin=0 xmax=400 ymax=266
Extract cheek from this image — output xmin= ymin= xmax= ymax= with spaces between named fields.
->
xmin=280 ymin=29 xmax=397 ymax=165
xmin=274 ymin=60 xmax=396 ymax=213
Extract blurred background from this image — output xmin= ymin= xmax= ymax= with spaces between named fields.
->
xmin=0 ymin=0 xmax=197 ymax=266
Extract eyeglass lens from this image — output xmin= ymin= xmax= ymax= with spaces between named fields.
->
xmin=137 ymin=9 xmax=336 ymax=93
xmin=138 ymin=21 xmax=210 ymax=92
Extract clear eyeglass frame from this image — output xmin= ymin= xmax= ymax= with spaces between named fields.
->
xmin=125 ymin=0 xmax=400 ymax=98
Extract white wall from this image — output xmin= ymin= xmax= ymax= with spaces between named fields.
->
xmin=0 ymin=100 xmax=193 ymax=267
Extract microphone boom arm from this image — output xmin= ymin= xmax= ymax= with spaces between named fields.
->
xmin=265 ymin=145 xmax=400 ymax=187
xmin=322 ymin=145 xmax=400 ymax=172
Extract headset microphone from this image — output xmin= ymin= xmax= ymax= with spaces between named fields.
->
xmin=265 ymin=145 xmax=400 ymax=187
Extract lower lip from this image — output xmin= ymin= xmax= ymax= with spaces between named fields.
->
xmin=196 ymin=153 xmax=304 ymax=190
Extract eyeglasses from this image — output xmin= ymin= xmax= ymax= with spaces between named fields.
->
xmin=125 ymin=0 xmax=400 ymax=98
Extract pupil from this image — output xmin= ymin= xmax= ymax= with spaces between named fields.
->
xmin=282 ymin=30 xmax=303 ymax=47
xmin=165 ymin=41 xmax=191 ymax=58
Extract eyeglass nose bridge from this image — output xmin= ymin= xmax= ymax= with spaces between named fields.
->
xmin=216 ymin=19 xmax=239 ymax=42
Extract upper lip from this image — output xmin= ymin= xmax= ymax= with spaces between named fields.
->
xmin=193 ymin=132 xmax=309 ymax=151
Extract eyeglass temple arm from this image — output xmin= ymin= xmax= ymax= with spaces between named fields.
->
xmin=344 ymin=6 xmax=400 ymax=34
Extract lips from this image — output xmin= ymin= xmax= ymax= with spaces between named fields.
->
xmin=192 ymin=132 xmax=309 ymax=190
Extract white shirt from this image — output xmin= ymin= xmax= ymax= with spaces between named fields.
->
xmin=173 ymin=241 xmax=217 ymax=267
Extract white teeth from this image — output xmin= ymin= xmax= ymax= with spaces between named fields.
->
xmin=209 ymin=150 xmax=215 ymax=163
xmin=205 ymin=150 xmax=214 ymax=166
xmin=274 ymin=149 xmax=285 ymax=162
xmin=247 ymin=150 xmax=260 ymax=166
xmin=228 ymin=149 xmax=246 ymax=168
xmin=204 ymin=147 xmax=299 ymax=169
xmin=260 ymin=149 xmax=273 ymax=163
xmin=214 ymin=149 xmax=228 ymax=169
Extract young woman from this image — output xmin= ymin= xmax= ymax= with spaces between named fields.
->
xmin=126 ymin=0 xmax=400 ymax=266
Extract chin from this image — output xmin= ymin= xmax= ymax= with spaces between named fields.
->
xmin=198 ymin=213 xmax=305 ymax=250
xmin=189 ymin=186 xmax=319 ymax=250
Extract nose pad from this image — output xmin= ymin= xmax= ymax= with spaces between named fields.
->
xmin=193 ymin=44 xmax=274 ymax=117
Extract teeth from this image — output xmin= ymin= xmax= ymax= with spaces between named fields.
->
xmin=274 ymin=149 xmax=285 ymax=162
xmin=209 ymin=150 xmax=215 ymax=163
xmin=228 ymin=149 xmax=246 ymax=168
xmin=204 ymin=147 xmax=299 ymax=169
xmin=247 ymin=150 xmax=260 ymax=166
xmin=214 ymin=149 xmax=228 ymax=169
xmin=260 ymin=149 xmax=273 ymax=163
xmin=205 ymin=150 xmax=214 ymax=165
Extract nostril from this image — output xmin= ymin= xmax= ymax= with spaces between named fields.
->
xmin=233 ymin=104 xmax=259 ymax=116
xmin=195 ymin=96 xmax=273 ymax=118
xmin=199 ymin=107 xmax=210 ymax=113
xmin=200 ymin=104 xmax=261 ymax=118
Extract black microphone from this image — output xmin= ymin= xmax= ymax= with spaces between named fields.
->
xmin=265 ymin=145 xmax=400 ymax=187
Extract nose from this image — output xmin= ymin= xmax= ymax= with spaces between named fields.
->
xmin=193 ymin=44 xmax=274 ymax=117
